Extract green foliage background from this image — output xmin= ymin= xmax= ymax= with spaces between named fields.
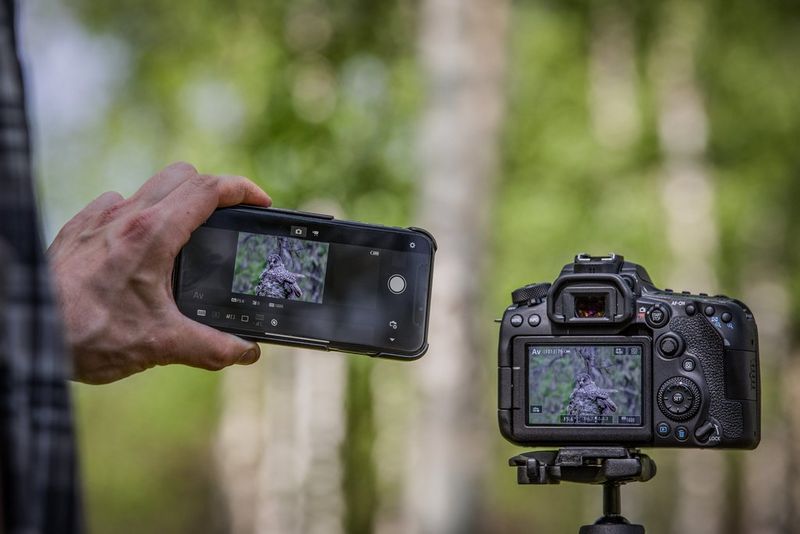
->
xmin=26 ymin=0 xmax=800 ymax=532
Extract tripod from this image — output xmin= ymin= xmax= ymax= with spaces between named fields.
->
xmin=508 ymin=447 xmax=656 ymax=533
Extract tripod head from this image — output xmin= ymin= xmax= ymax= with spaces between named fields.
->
xmin=509 ymin=447 xmax=656 ymax=533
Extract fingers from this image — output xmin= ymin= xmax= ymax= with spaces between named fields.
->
xmin=66 ymin=191 xmax=125 ymax=229
xmin=128 ymin=161 xmax=200 ymax=207
xmin=126 ymin=161 xmax=269 ymax=213
xmin=87 ymin=191 xmax=126 ymax=213
xmin=100 ymin=163 xmax=270 ymax=256
xmin=48 ymin=191 xmax=125 ymax=255
xmin=162 ymin=312 xmax=262 ymax=370
xmin=156 ymin=173 xmax=272 ymax=252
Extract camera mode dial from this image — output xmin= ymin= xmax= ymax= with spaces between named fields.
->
xmin=657 ymin=377 xmax=701 ymax=422
xmin=646 ymin=304 xmax=670 ymax=328
xmin=512 ymin=283 xmax=551 ymax=305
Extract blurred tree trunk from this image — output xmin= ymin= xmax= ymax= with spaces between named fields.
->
xmin=652 ymin=2 xmax=727 ymax=534
xmin=740 ymin=262 xmax=790 ymax=534
xmin=403 ymin=0 xmax=509 ymax=533
xmin=215 ymin=362 xmax=265 ymax=534
xmin=588 ymin=1 xmax=640 ymax=151
xmin=215 ymin=348 xmax=347 ymax=534
xmin=257 ymin=348 xmax=347 ymax=534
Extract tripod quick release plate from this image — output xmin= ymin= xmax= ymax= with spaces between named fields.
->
xmin=509 ymin=447 xmax=656 ymax=486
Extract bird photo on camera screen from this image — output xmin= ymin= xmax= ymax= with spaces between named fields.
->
xmin=254 ymin=253 xmax=303 ymax=299
xmin=567 ymin=372 xmax=618 ymax=417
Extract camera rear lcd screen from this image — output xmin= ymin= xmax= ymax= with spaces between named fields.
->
xmin=174 ymin=209 xmax=433 ymax=355
xmin=527 ymin=344 xmax=643 ymax=426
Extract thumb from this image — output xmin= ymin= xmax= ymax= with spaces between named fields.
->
xmin=164 ymin=312 xmax=262 ymax=370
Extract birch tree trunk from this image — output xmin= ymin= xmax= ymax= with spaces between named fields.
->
xmin=588 ymin=1 xmax=640 ymax=151
xmin=404 ymin=0 xmax=509 ymax=533
xmin=652 ymin=2 xmax=726 ymax=534
xmin=216 ymin=362 xmax=266 ymax=534
xmin=215 ymin=347 xmax=347 ymax=534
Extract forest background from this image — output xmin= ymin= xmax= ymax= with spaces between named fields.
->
xmin=21 ymin=0 xmax=800 ymax=532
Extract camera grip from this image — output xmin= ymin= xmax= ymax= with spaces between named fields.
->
xmin=670 ymin=315 xmax=744 ymax=440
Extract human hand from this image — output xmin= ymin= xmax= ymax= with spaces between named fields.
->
xmin=47 ymin=162 xmax=271 ymax=384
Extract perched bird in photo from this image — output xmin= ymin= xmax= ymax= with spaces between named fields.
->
xmin=567 ymin=372 xmax=618 ymax=417
xmin=254 ymin=253 xmax=303 ymax=299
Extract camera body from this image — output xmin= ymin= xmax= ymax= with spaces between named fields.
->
xmin=498 ymin=254 xmax=760 ymax=449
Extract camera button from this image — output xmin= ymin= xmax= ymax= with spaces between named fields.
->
xmin=721 ymin=312 xmax=732 ymax=323
xmin=510 ymin=314 xmax=524 ymax=327
xmin=675 ymin=426 xmax=689 ymax=441
xmin=388 ymin=274 xmax=407 ymax=294
xmin=528 ymin=314 xmax=541 ymax=327
xmin=685 ymin=303 xmax=696 ymax=316
xmin=704 ymin=305 xmax=715 ymax=316
xmin=657 ymin=333 xmax=684 ymax=358
xmin=646 ymin=305 xmax=669 ymax=328
xmin=658 ymin=377 xmax=701 ymax=421
xmin=656 ymin=422 xmax=671 ymax=437
xmin=682 ymin=358 xmax=696 ymax=372
xmin=659 ymin=337 xmax=678 ymax=357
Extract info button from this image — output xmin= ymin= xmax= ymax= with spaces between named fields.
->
xmin=388 ymin=274 xmax=407 ymax=295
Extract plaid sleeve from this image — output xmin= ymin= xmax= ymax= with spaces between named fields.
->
xmin=0 ymin=0 xmax=84 ymax=532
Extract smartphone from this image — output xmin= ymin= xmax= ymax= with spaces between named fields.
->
xmin=172 ymin=206 xmax=436 ymax=359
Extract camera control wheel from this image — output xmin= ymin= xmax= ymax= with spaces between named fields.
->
xmin=657 ymin=377 xmax=701 ymax=421
xmin=511 ymin=282 xmax=551 ymax=305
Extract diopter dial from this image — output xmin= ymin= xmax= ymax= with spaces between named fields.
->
xmin=657 ymin=377 xmax=701 ymax=422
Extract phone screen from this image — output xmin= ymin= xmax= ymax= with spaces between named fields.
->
xmin=173 ymin=206 xmax=435 ymax=358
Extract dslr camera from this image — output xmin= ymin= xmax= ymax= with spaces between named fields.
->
xmin=498 ymin=253 xmax=760 ymax=449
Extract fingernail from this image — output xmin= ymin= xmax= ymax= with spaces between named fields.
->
xmin=238 ymin=347 xmax=260 ymax=365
